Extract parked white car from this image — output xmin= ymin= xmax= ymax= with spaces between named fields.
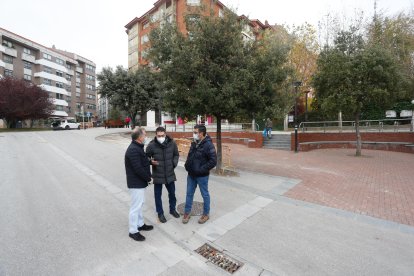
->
xmin=51 ymin=119 xmax=81 ymax=130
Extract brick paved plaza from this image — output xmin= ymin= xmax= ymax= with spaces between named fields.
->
xmin=229 ymin=145 xmax=414 ymax=226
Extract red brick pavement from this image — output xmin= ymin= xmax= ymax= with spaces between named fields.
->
xmin=228 ymin=144 xmax=414 ymax=226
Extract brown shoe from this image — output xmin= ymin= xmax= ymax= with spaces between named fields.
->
xmin=182 ymin=213 xmax=191 ymax=224
xmin=198 ymin=215 xmax=209 ymax=224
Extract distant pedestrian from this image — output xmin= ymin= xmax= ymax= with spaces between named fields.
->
xmin=183 ymin=125 xmax=217 ymax=224
xmin=146 ymin=127 xmax=180 ymax=223
xmin=125 ymin=127 xmax=153 ymax=242
xmin=265 ymin=118 xmax=273 ymax=139
xmin=125 ymin=117 xmax=131 ymax=128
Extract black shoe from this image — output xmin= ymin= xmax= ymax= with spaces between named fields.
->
xmin=170 ymin=210 xmax=180 ymax=218
xmin=129 ymin=232 xmax=145 ymax=241
xmin=158 ymin=214 xmax=167 ymax=223
xmin=138 ymin=224 xmax=154 ymax=231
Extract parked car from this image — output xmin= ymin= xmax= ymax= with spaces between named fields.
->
xmin=51 ymin=119 xmax=81 ymax=130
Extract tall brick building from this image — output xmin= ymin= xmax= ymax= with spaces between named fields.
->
xmin=124 ymin=0 xmax=271 ymax=127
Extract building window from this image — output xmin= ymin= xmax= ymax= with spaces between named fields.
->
xmin=66 ymin=64 xmax=72 ymax=70
xmin=43 ymin=53 xmax=52 ymax=60
xmin=86 ymin=94 xmax=95 ymax=100
xmin=86 ymin=74 xmax=95 ymax=81
xmin=76 ymin=93 xmax=80 ymax=98
xmin=143 ymin=21 xmax=150 ymax=29
xmin=3 ymin=55 xmax=13 ymax=64
xmin=66 ymin=96 xmax=71 ymax=102
xmin=55 ymin=105 xmax=64 ymax=111
xmin=85 ymin=64 xmax=95 ymax=71
xmin=187 ymin=0 xmax=200 ymax=6
xmin=86 ymin=84 xmax=93 ymax=90
xmin=66 ymin=75 xmax=72 ymax=81
xmin=56 ymin=71 xmax=64 ymax=77
xmin=2 ymin=40 xmax=14 ymax=48
xmin=219 ymin=9 xmax=224 ymax=18
xmin=56 ymin=82 xmax=64 ymax=88
xmin=56 ymin=93 xmax=64 ymax=100
xmin=23 ymin=74 xmax=32 ymax=81
xmin=44 ymin=66 xmax=53 ymax=74
xmin=141 ymin=34 xmax=149 ymax=45
xmin=23 ymin=48 xmax=31 ymax=55
xmin=76 ymin=81 xmax=80 ymax=88
xmin=23 ymin=61 xmax=32 ymax=70
xmin=43 ymin=79 xmax=52 ymax=85
xmin=4 ymin=70 xmax=13 ymax=77
xmin=56 ymin=58 xmax=64 ymax=65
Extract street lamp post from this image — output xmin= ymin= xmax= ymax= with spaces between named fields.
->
xmin=293 ymin=81 xmax=302 ymax=153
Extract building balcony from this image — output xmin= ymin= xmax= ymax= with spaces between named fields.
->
xmin=66 ymin=69 xmax=75 ymax=75
xmin=22 ymin=53 xmax=36 ymax=63
xmin=76 ymin=87 xmax=81 ymax=93
xmin=76 ymin=67 xmax=83 ymax=73
xmin=0 ymin=60 xmax=5 ymax=68
xmin=4 ymin=47 xmax=17 ymax=57
xmin=35 ymin=59 xmax=67 ymax=73
xmin=4 ymin=63 xmax=13 ymax=70
xmin=51 ymin=110 xmax=68 ymax=117
xmin=39 ymin=84 xmax=69 ymax=95
xmin=52 ymin=99 xmax=69 ymax=107
xmin=34 ymin=72 xmax=68 ymax=84
xmin=0 ymin=45 xmax=5 ymax=53
xmin=23 ymin=68 xmax=32 ymax=75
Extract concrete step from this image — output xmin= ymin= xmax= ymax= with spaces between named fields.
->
xmin=263 ymin=146 xmax=291 ymax=150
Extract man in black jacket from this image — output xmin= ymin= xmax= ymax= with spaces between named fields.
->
xmin=183 ymin=125 xmax=217 ymax=224
xmin=146 ymin=127 xmax=180 ymax=223
xmin=125 ymin=127 xmax=153 ymax=242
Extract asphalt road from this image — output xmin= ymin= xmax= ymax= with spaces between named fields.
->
xmin=1 ymin=128 xmax=414 ymax=276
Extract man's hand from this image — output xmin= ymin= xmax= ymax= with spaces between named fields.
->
xmin=151 ymin=159 xmax=159 ymax=166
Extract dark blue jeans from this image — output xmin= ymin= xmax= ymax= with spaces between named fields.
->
xmin=154 ymin=182 xmax=177 ymax=215
xmin=184 ymin=175 xmax=210 ymax=215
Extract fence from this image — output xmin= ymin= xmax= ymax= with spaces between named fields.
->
xmin=299 ymin=119 xmax=414 ymax=133
xmin=165 ymin=122 xmax=259 ymax=132
xmin=175 ymin=138 xmax=233 ymax=171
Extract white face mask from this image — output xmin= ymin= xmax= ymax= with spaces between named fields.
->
xmin=143 ymin=137 xmax=149 ymax=144
xmin=193 ymin=133 xmax=200 ymax=141
xmin=157 ymin=137 xmax=166 ymax=144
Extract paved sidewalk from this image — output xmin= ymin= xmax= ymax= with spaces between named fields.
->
xmin=229 ymin=144 xmax=414 ymax=227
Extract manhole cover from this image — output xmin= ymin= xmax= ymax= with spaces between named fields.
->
xmin=195 ymin=243 xmax=243 ymax=274
xmin=176 ymin=201 xmax=204 ymax=216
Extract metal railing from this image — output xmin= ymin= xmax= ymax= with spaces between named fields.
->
xmin=164 ymin=122 xmax=259 ymax=132
xmin=299 ymin=119 xmax=413 ymax=133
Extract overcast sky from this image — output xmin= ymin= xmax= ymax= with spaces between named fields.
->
xmin=0 ymin=0 xmax=412 ymax=73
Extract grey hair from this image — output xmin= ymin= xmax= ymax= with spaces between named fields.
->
xmin=131 ymin=127 xmax=146 ymax=141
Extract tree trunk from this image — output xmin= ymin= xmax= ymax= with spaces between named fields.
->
xmin=130 ymin=110 xmax=136 ymax=129
xmin=216 ymin=116 xmax=222 ymax=172
xmin=355 ymin=112 xmax=362 ymax=156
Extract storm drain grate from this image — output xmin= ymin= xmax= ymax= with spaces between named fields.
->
xmin=195 ymin=243 xmax=243 ymax=274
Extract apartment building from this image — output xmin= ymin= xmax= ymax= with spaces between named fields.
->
xmin=0 ymin=28 xmax=97 ymax=120
xmin=125 ymin=0 xmax=271 ymax=70
xmin=124 ymin=0 xmax=271 ymax=127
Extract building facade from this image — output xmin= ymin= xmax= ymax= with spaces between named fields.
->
xmin=0 ymin=28 xmax=97 ymax=120
xmin=124 ymin=0 xmax=271 ymax=127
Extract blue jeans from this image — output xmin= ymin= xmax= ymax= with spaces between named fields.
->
xmin=184 ymin=175 xmax=210 ymax=215
xmin=154 ymin=182 xmax=177 ymax=215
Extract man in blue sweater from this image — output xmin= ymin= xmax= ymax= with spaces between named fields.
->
xmin=183 ymin=125 xmax=217 ymax=224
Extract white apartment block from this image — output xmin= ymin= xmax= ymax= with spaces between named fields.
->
xmin=0 ymin=27 xmax=97 ymax=120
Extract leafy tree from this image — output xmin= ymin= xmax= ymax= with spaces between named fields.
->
xmin=149 ymin=10 xmax=291 ymax=170
xmin=97 ymin=66 xmax=159 ymax=127
xmin=367 ymin=12 xmax=414 ymax=100
xmin=313 ymin=29 xmax=406 ymax=156
xmin=0 ymin=77 xmax=53 ymax=128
